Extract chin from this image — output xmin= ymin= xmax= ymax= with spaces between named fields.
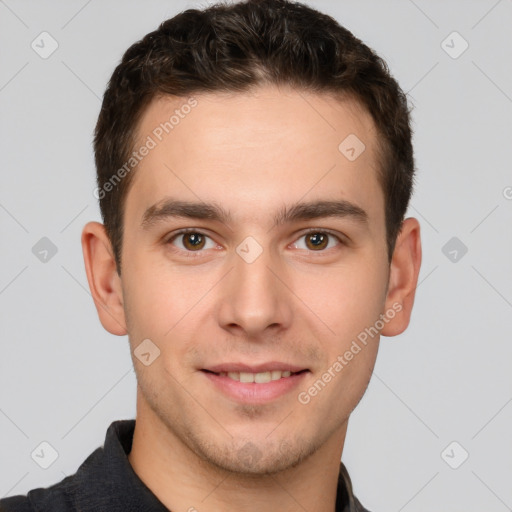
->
xmin=193 ymin=434 xmax=318 ymax=476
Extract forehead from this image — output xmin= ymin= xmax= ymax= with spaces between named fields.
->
xmin=126 ymin=85 xmax=384 ymax=230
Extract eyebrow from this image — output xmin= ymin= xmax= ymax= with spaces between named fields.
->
xmin=140 ymin=198 xmax=369 ymax=230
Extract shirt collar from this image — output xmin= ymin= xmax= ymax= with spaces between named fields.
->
xmin=72 ymin=419 xmax=169 ymax=511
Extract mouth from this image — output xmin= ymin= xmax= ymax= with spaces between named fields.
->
xmin=200 ymin=363 xmax=310 ymax=403
xmin=202 ymin=369 xmax=307 ymax=383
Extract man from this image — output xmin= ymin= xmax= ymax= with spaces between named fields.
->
xmin=0 ymin=0 xmax=421 ymax=510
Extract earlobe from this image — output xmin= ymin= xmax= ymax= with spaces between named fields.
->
xmin=381 ymin=217 xmax=422 ymax=337
xmin=81 ymin=221 xmax=128 ymax=336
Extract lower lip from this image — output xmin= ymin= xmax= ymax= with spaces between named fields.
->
xmin=202 ymin=371 xmax=309 ymax=404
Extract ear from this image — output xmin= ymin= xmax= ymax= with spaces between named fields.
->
xmin=381 ymin=217 xmax=422 ymax=337
xmin=81 ymin=221 xmax=127 ymax=336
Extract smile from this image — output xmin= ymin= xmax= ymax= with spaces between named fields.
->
xmin=201 ymin=365 xmax=309 ymax=403
xmin=212 ymin=370 xmax=300 ymax=383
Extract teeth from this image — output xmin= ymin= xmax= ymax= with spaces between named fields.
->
xmin=255 ymin=371 xmax=271 ymax=383
xmin=240 ymin=372 xmax=254 ymax=383
xmin=221 ymin=370 xmax=295 ymax=383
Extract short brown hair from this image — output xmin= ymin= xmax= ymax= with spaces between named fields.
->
xmin=94 ymin=0 xmax=415 ymax=274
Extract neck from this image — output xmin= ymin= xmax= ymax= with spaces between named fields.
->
xmin=128 ymin=389 xmax=348 ymax=512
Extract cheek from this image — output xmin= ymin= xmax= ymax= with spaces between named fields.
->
xmin=291 ymin=258 xmax=387 ymax=340
xmin=122 ymin=249 xmax=204 ymax=332
xmin=122 ymin=257 xmax=213 ymax=377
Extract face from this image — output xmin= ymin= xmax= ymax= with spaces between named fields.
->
xmin=117 ymin=85 xmax=392 ymax=474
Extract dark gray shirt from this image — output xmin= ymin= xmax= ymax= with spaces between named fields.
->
xmin=0 ymin=420 xmax=371 ymax=512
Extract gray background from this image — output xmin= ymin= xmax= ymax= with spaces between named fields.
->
xmin=1 ymin=0 xmax=511 ymax=510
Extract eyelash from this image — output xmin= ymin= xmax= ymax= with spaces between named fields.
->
xmin=165 ymin=228 xmax=345 ymax=258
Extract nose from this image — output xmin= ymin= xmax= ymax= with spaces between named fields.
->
xmin=216 ymin=242 xmax=293 ymax=339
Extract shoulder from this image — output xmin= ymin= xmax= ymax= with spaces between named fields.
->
xmin=353 ymin=494 xmax=373 ymax=512
xmin=0 ymin=494 xmax=35 ymax=512
xmin=0 ymin=420 xmax=135 ymax=512
xmin=0 ymin=446 xmax=107 ymax=512
xmin=337 ymin=461 xmax=374 ymax=512
xmin=0 ymin=474 xmax=76 ymax=512
xmin=0 ymin=422 xmax=131 ymax=512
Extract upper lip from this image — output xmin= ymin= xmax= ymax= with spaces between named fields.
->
xmin=203 ymin=362 xmax=308 ymax=373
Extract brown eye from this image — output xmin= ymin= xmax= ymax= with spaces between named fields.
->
xmin=305 ymin=232 xmax=329 ymax=250
xmin=292 ymin=231 xmax=342 ymax=252
xmin=181 ymin=232 xmax=205 ymax=251
xmin=168 ymin=230 xmax=216 ymax=253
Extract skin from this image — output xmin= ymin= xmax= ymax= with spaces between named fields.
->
xmin=82 ymin=84 xmax=421 ymax=512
